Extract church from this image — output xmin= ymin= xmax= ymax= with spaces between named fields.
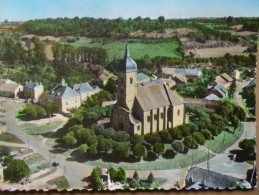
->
xmin=110 ymin=44 xmax=187 ymax=135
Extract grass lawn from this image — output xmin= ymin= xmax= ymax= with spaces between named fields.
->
xmin=0 ymin=132 xmax=24 ymax=144
xmin=15 ymin=108 xmax=25 ymax=122
xmin=83 ymin=146 xmax=214 ymax=170
xmin=47 ymin=176 xmax=70 ymax=190
xmin=243 ymin=35 xmax=258 ymax=46
xmin=205 ymin=123 xmax=243 ymax=154
xmin=19 ymin=121 xmax=64 ymax=141
xmin=60 ymin=37 xmax=182 ymax=62
xmin=24 ymin=154 xmax=53 ymax=175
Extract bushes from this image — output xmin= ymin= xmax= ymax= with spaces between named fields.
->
xmin=144 ymin=133 xmax=161 ymax=145
xmin=159 ymin=129 xmax=172 ymax=142
xmin=91 ymin=167 xmax=103 ymax=189
xmin=172 ymin=140 xmax=185 ymax=153
xmin=207 ymin=124 xmax=222 ymax=136
xmin=108 ymin=166 xmax=126 ymax=183
xmin=113 ymin=142 xmax=129 ymax=158
xmin=239 ymin=139 xmax=256 ymax=155
xmin=162 ymin=149 xmax=176 ymax=159
xmin=130 ymin=134 xmax=141 ymax=145
xmin=133 ymin=143 xmax=146 ymax=158
xmin=192 ymin=132 xmax=205 ymax=145
xmin=23 ymin=103 xmax=46 ymax=118
xmin=183 ymin=136 xmax=197 ymax=149
xmin=152 ymin=143 xmax=165 ymax=156
xmin=200 ymin=129 xmax=212 ymax=140
xmin=169 ymin=127 xmax=182 ymax=139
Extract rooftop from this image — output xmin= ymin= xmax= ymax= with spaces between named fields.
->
xmin=136 ymin=73 xmax=149 ymax=81
xmin=136 ymin=83 xmax=184 ymax=111
xmin=136 ymin=78 xmax=164 ymax=87
xmin=24 ymin=82 xmax=41 ymax=88
xmin=73 ymin=83 xmax=96 ymax=93
xmin=46 ymin=84 xmax=79 ymax=98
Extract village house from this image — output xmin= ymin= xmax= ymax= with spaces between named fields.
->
xmin=213 ymin=73 xmax=233 ymax=88
xmin=156 ymin=67 xmax=201 ymax=82
xmin=72 ymin=82 xmax=100 ymax=103
xmin=111 ymin=44 xmax=187 ymax=135
xmin=0 ymin=79 xmax=23 ymax=98
xmin=45 ymin=81 xmax=81 ymax=113
xmin=23 ymin=81 xmax=44 ymax=100
xmin=136 ymin=73 xmax=151 ymax=84
xmin=206 ymin=81 xmax=227 ymax=99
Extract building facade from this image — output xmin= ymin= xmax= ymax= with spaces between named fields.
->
xmin=73 ymin=83 xmax=100 ymax=103
xmin=0 ymin=79 xmax=23 ymax=98
xmin=45 ymin=83 xmax=81 ymax=113
xmin=23 ymin=82 xmax=44 ymax=100
xmin=111 ymin=44 xmax=186 ymax=135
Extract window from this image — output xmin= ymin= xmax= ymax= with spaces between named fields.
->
xmin=161 ymin=113 xmax=164 ymax=119
xmin=177 ymin=109 xmax=180 ymax=116
xmin=137 ymin=125 xmax=140 ymax=131
xmin=147 ymin=116 xmax=150 ymax=122
xmin=154 ymin=114 xmax=157 ymax=120
xmin=130 ymin=78 xmax=133 ymax=84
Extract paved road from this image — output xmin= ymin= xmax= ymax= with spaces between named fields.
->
xmin=235 ymin=81 xmax=249 ymax=117
xmin=1 ymin=101 xmax=93 ymax=189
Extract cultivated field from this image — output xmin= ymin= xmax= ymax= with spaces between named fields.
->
xmin=185 ymin=46 xmax=257 ymax=58
xmin=129 ymin=28 xmax=197 ymax=38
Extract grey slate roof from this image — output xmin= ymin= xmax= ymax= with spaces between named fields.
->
xmin=136 ymin=78 xmax=163 ymax=87
xmin=172 ymin=68 xmax=201 ymax=76
xmin=73 ymin=83 xmax=95 ymax=93
xmin=24 ymin=82 xmax=40 ymax=88
xmin=47 ymin=84 xmax=79 ymax=98
xmin=185 ymin=167 xmax=249 ymax=189
xmin=116 ymin=43 xmax=137 ymax=73
xmin=205 ymin=93 xmax=220 ymax=101
xmin=136 ymin=73 xmax=149 ymax=81
xmin=245 ymin=78 xmax=256 ymax=89
xmin=207 ymin=81 xmax=227 ymax=98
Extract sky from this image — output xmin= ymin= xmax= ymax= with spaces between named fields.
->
xmin=0 ymin=0 xmax=259 ymax=21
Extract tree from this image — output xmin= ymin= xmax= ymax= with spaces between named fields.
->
xmin=152 ymin=143 xmax=165 ymax=156
xmin=169 ymin=127 xmax=182 ymax=139
xmin=144 ymin=133 xmax=161 ymax=145
xmin=171 ymin=141 xmax=185 ymax=153
xmin=239 ymin=139 xmax=256 ymax=155
xmin=215 ymin=102 xmax=234 ymax=120
xmin=147 ymin=172 xmax=154 ymax=183
xmin=207 ymin=124 xmax=221 ymax=136
xmin=158 ymin=16 xmax=165 ymax=23
xmin=91 ymin=167 xmax=103 ymax=189
xmin=113 ymin=142 xmax=129 ymax=158
xmin=230 ymin=115 xmax=239 ymax=132
xmin=233 ymin=106 xmax=246 ymax=121
xmin=78 ymin=144 xmax=88 ymax=153
xmin=44 ymin=102 xmax=61 ymax=118
xmin=159 ymin=129 xmax=172 ymax=142
xmin=133 ymin=171 xmax=139 ymax=181
xmin=62 ymin=132 xmax=77 ymax=145
xmin=115 ymin=167 xmax=126 ymax=182
xmin=133 ymin=143 xmax=146 ymax=158
xmin=187 ymin=122 xmax=199 ymax=133
xmin=192 ymin=132 xmax=205 ymax=145
xmin=228 ymin=80 xmax=236 ymax=99
xmin=130 ymin=134 xmax=141 ymax=145
xmin=23 ymin=104 xmax=46 ymax=118
xmin=3 ymin=155 xmax=30 ymax=182
xmin=200 ymin=129 xmax=212 ymax=140
xmin=183 ymin=136 xmax=197 ymax=149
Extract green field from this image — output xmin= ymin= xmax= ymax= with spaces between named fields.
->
xmin=60 ymin=37 xmax=183 ymax=62
xmin=243 ymin=35 xmax=258 ymax=45
xmin=205 ymin=123 xmax=243 ymax=154
xmin=198 ymin=23 xmax=229 ymax=30
xmin=19 ymin=121 xmax=64 ymax=141
xmin=47 ymin=176 xmax=70 ymax=190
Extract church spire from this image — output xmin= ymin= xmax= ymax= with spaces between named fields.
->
xmin=121 ymin=42 xmax=129 ymax=59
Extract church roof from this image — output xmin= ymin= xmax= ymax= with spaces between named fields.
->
xmin=116 ymin=43 xmax=137 ymax=73
xmin=47 ymin=84 xmax=79 ymax=98
xmin=136 ymin=83 xmax=184 ymax=111
xmin=73 ymin=83 xmax=96 ymax=93
xmin=136 ymin=73 xmax=149 ymax=81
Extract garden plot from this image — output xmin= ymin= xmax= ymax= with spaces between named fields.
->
xmin=19 ymin=121 xmax=64 ymax=141
xmin=24 ymin=154 xmax=53 ymax=175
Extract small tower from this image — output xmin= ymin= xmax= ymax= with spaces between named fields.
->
xmin=116 ymin=43 xmax=137 ymax=111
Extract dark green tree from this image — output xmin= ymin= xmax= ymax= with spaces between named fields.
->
xmin=91 ymin=167 xmax=103 ymax=189
xmin=3 ymin=155 xmax=30 ymax=182
xmin=192 ymin=132 xmax=205 ymax=145
xmin=130 ymin=134 xmax=141 ymax=145
xmin=113 ymin=142 xmax=129 ymax=158
xmin=133 ymin=143 xmax=146 ymax=158
xmin=239 ymin=139 xmax=256 ymax=155
xmin=152 ymin=143 xmax=165 ymax=156
xmin=44 ymin=102 xmax=61 ymax=118
xmin=183 ymin=136 xmax=197 ymax=149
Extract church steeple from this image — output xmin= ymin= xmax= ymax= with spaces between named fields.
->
xmin=116 ymin=43 xmax=137 ymax=73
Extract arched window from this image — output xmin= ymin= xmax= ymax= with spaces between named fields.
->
xmin=177 ymin=109 xmax=180 ymax=116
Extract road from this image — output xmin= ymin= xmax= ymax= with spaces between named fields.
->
xmin=235 ymin=81 xmax=249 ymax=117
xmin=1 ymin=101 xmax=93 ymax=189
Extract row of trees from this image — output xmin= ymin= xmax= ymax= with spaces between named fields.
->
xmin=22 ymin=102 xmax=60 ymax=119
xmin=20 ymin=16 xmax=259 ymax=37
